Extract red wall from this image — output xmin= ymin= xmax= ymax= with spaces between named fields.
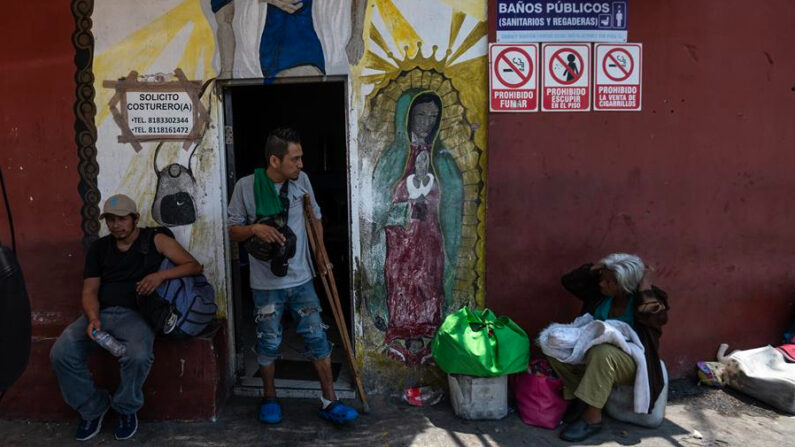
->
xmin=1 ymin=3 xmax=84 ymax=331
xmin=486 ymin=0 xmax=795 ymax=377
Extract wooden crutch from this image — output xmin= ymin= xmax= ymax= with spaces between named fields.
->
xmin=303 ymin=195 xmax=370 ymax=413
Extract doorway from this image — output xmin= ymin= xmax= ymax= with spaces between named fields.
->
xmin=223 ymin=79 xmax=354 ymax=398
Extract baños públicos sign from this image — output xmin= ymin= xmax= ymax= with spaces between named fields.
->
xmin=103 ymin=69 xmax=209 ymax=152
xmin=497 ymin=1 xmax=628 ymax=43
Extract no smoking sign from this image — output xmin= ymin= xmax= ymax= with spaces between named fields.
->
xmin=541 ymin=43 xmax=591 ymax=112
xmin=594 ymin=43 xmax=642 ymax=111
xmin=490 ymin=43 xmax=538 ymax=112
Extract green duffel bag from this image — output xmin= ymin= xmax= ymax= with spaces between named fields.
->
xmin=431 ymin=307 xmax=529 ymax=377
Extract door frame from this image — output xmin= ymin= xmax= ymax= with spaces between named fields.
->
xmin=215 ymin=75 xmax=358 ymax=386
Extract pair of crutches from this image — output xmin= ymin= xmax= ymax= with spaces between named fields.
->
xmin=302 ymin=195 xmax=369 ymax=413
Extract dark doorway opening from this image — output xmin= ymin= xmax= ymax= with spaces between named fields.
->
xmin=225 ymin=80 xmax=352 ymax=396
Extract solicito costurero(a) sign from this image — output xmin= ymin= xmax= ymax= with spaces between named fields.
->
xmin=541 ymin=43 xmax=591 ymax=112
xmin=125 ymin=92 xmax=194 ymax=137
xmin=593 ymin=43 xmax=642 ymax=111
xmin=103 ymin=69 xmax=209 ymax=152
xmin=490 ymin=43 xmax=539 ymax=112
xmin=497 ymin=1 xmax=628 ymax=43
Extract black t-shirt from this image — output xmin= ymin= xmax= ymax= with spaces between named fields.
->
xmin=83 ymin=227 xmax=173 ymax=309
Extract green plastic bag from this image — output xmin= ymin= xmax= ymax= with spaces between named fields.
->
xmin=431 ymin=307 xmax=530 ymax=377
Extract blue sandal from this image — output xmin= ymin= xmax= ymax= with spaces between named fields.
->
xmin=258 ymin=398 xmax=282 ymax=424
xmin=318 ymin=400 xmax=358 ymax=425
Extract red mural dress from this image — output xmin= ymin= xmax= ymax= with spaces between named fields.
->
xmin=384 ymin=146 xmax=445 ymax=365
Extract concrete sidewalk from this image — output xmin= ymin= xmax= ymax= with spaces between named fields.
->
xmin=2 ymin=380 xmax=793 ymax=446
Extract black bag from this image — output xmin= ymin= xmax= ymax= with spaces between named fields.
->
xmin=0 ymin=166 xmax=31 ymax=395
xmin=242 ymin=181 xmax=296 ymax=277
xmin=152 ymin=143 xmax=198 ymax=227
xmin=243 ymin=217 xmax=296 ymax=259
xmin=136 ymin=291 xmax=175 ymax=335
xmin=0 ymin=244 xmax=31 ymax=392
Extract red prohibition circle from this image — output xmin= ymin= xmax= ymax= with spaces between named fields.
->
xmin=602 ymin=48 xmax=634 ymax=82
xmin=548 ymin=48 xmax=585 ymax=85
xmin=494 ymin=47 xmax=533 ymax=88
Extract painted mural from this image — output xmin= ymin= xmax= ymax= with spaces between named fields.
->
xmin=73 ymin=0 xmax=487 ymax=390
xmin=375 ymin=91 xmax=461 ymax=366
xmin=79 ymin=0 xmax=360 ymax=318
xmin=151 ymin=141 xmax=199 ymax=227
xmin=353 ymin=0 xmax=487 ymax=387
xmin=211 ymin=0 xmax=365 ymax=78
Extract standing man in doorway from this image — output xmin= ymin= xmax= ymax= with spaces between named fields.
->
xmin=227 ymin=127 xmax=358 ymax=425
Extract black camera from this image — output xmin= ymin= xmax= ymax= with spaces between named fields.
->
xmin=243 ymin=217 xmax=297 ymax=277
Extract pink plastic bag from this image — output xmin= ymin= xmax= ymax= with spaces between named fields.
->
xmin=513 ymin=359 xmax=567 ymax=429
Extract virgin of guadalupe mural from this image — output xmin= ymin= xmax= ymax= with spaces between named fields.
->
xmin=210 ymin=0 xmax=365 ymax=78
xmin=372 ymin=91 xmax=464 ymax=366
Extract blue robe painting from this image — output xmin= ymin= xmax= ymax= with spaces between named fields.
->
xmin=260 ymin=0 xmax=326 ymax=78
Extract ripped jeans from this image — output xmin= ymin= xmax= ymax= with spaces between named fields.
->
xmin=253 ymin=280 xmax=331 ymax=367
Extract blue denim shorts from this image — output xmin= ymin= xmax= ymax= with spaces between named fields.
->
xmin=253 ymin=281 xmax=331 ymax=367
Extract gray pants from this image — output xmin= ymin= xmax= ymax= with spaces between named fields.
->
xmin=50 ymin=307 xmax=155 ymax=420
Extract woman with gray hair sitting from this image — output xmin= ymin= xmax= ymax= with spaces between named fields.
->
xmin=550 ymin=253 xmax=669 ymax=442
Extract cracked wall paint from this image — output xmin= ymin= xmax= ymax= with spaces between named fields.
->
xmin=87 ymin=0 xmax=487 ymax=391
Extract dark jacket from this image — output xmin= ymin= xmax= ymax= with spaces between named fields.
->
xmin=561 ymin=264 xmax=669 ymax=413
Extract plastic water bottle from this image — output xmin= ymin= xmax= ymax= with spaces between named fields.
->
xmin=92 ymin=329 xmax=127 ymax=357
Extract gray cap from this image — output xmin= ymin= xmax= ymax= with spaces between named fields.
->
xmin=99 ymin=194 xmax=138 ymax=219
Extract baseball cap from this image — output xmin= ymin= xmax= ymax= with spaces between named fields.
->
xmin=99 ymin=194 xmax=138 ymax=219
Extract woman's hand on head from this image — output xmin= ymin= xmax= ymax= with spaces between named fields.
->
xmin=639 ymin=265 xmax=655 ymax=291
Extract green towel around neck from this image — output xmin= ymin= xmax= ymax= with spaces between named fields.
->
xmin=253 ymin=168 xmax=283 ymax=218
